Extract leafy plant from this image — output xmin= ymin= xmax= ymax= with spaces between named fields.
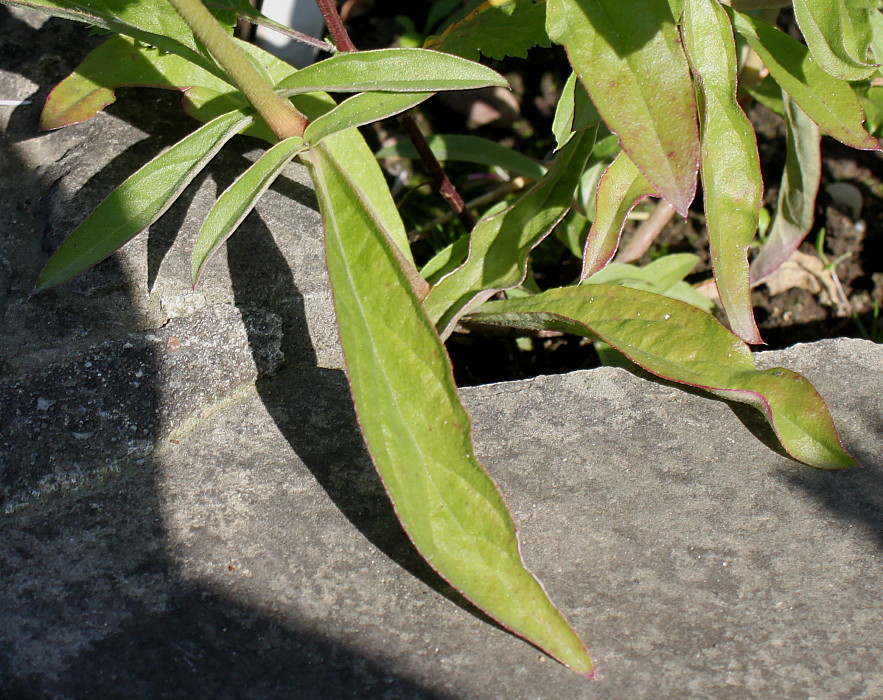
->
xmin=7 ymin=0 xmax=877 ymax=677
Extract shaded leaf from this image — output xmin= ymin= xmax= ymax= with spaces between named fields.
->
xmin=551 ymin=71 xmax=601 ymax=151
xmin=276 ymin=48 xmax=508 ymax=95
xmin=750 ymin=94 xmax=822 ymax=285
xmin=467 ymin=285 xmax=856 ymax=469
xmin=41 ymin=33 xmax=300 ymax=142
xmin=420 ymin=234 xmax=471 ymax=285
xmin=304 ymin=92 xmax=432 ymax=145
xmin=730 ymin=8 xmax=878 ymax=151
xmin=36 ymin=110 xmax=253 ymax=292
xmin=423 ymin=128 xmax=596 ymax=338
xmin=580 ymin=152 xmax=655 ymax=279
xmin=683 ymin=0 xmax=762 ymax=344
xmin=305 ymin=143 xmax=594 ymax=676
xmin=425 ymin=0 xmax=551 ymax=60
xmin=546 ymin=0 xmax=699 ymax=216
xmin=792 ymin=0 xmax=877 ymax=81
xmin=192 ymin=136 xmax=305 ymax=285
xmin=377 ymin=134 xmax=546 ymax=181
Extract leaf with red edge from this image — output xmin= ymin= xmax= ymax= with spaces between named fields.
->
xmin=467 ymin=285 xmax=856 ymax=470
xmin=546 ymin=0 xmax=699 ymax=216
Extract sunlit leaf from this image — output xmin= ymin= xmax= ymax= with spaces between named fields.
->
xmin=683 ymin=0 xmax=762 ymax=344
xmin=551 ymin=71 xmax=600 ymax=151
xmin=36 ymin=110 xmax=253 ymax=292
xmin=425 ymin=0 xmax=551 ymax=60
xmin=547 ymin=0 xmax=699 ymax=216
xmin=792 ymin=0 xmax=877 ymax=81
xmin=468 ymin=285 xmax=857 ymax=469
xmin=730 ymin=8 xmax=879 ymax=151
xmin=750 ymin=94 xmax=822 ymax=285
xmin=420 ymin=234 xmax=471 ymax=284
xmin=305 ymin=143 xmax=594 ymax=676
xmin=423 ymin=128 xmax=596 ymax=338
xmin=304 ymin=92 xmax=432 ymax=145
xmin=580 ymin=152 xmax=654 ymax=279
xmin=377 ymin=135 xmax=546 ymax=181
xmin=191 ymin=136 xmax=305 ymax=285
xmin=276 ymin=48 xmax=508 ymax=95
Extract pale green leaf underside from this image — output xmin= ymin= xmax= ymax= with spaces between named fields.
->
xmin=276 ymin=48 xmax=508 ymax=95
xmin=750 ymin=94 xmax=822 ymax=285
xmin=306 ymin=144 xmax=593 ymax=675
xmin=191 ymin=136 xmax=305 ymax=285
xmin=304 ymin=92 xmax=433 ymax=145
xmin=683 ymin=0 xmax=762 ymax=344
xmin=547 ymin=0 xmax=699 ymax=216
xmin=468 ymin=286 xmax=856 ymax=470
xmin=36 ymin=110 xmax=253 ymax=292
xmin=792 ymin=0 xmax=877 ymax=81
xmin=580 ymin=151 xmax=655 ymax=279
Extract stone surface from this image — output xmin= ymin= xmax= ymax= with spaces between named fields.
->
xmin=1 ymin=339 xmax=881 ymax=698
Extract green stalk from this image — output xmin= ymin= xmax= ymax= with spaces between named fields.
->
xmin=166 ymin=0 xmax=307 ymax=139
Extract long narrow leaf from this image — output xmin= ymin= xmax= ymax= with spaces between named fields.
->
xmin=683 ymin=0 xmax=762 ymax=344
xmin=792 ymin=0 xmax=877 ymax=81
xmin=730 ymin=8 xmax=878 ymax=151
xmin=546 ymin=0 xmax=699 ymax=216
xmin=304 ymin=92 xmax=433 ymax=146
xmin=423 ymin=128 xmax=596 ymax=338
xmin=750 ymin=94 xmax=822 ymax=285
xmin=305 ymin=144 xmax=594 ymax=676
xmin=276 ymin=48 xmax=508 ymax=95
xmin=580 ymin=152 xmax=655 ymax=279
xmin=467 ymin=286 xmax=857 ymax=469
xmin=377 ymin=135 xmax=546 ymax=181
xmin=36 ymin=110 xmax=253 ymax=292
xmin=191 ymin=136 xmax=305 ymax=285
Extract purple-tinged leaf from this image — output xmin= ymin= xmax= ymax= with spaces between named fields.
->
xmin=467 ymin=285 xmax=857 ymax=469
xmin=750 ymin=94 xmax=822 ymax=285
xmin=580 ymin=152 xmax=655 ymax=280
xmin=546 ymin=0 xmax=699 ymax=216
xmin=730 ymin=8 xmax=879 ymax=151
xmin=682 ymin=0 xmax=762 ymax=344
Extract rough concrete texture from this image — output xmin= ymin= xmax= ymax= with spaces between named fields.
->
xmin=2 ymin=6 xmax=883 ymax=698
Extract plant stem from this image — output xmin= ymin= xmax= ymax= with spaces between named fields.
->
xmin=166 ymin=0 xmax=307 ymax=140
xmin=313 ymin=0 xmax=475 ymax=229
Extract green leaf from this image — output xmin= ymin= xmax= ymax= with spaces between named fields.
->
xmin=305 ymin=143 xmax=594 ymax=677
xmin=683 ymin=0 xmax=762 ymax=344
xmin=750 ymin=93 xmax=822 ymax=285
xmin=580 ymin=151 xmax=655 ymax=279
xmin=792 ymin=0 xmax=877 ymax=81
xmin=551 ymin=71 xmax=601 ymax=151
xmin=546 ymin=0 xmax=699 ymax=216
xmin=276 ymin=48 xmax=508 ymax=95
xmin=424 ymin=0 xmax=551 ymax=60
xmin=376 ymin=134 xmax=546 ymax=181
xmin=191 ymin=136 xmax=305 ymax=286
xmin=303 ymin=92 xmax=432 ymax=146
xmin=420 ymin=234 xmax=471 ymax=284
xmin=423 ymin=128 xmax=596 ymax=338
xmin=729 ymin=8 xmax=879 ymax=151
xmin=36 ymin=110 xmax=252 ymax=292
xmin=3 ymin=0 xmax=224 ymax=78
xmin=467 ymin=285 xmax=857 ymax=469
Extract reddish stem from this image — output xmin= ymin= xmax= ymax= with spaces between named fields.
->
xmin=313 ymin=0 xmax=475 ymax=230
